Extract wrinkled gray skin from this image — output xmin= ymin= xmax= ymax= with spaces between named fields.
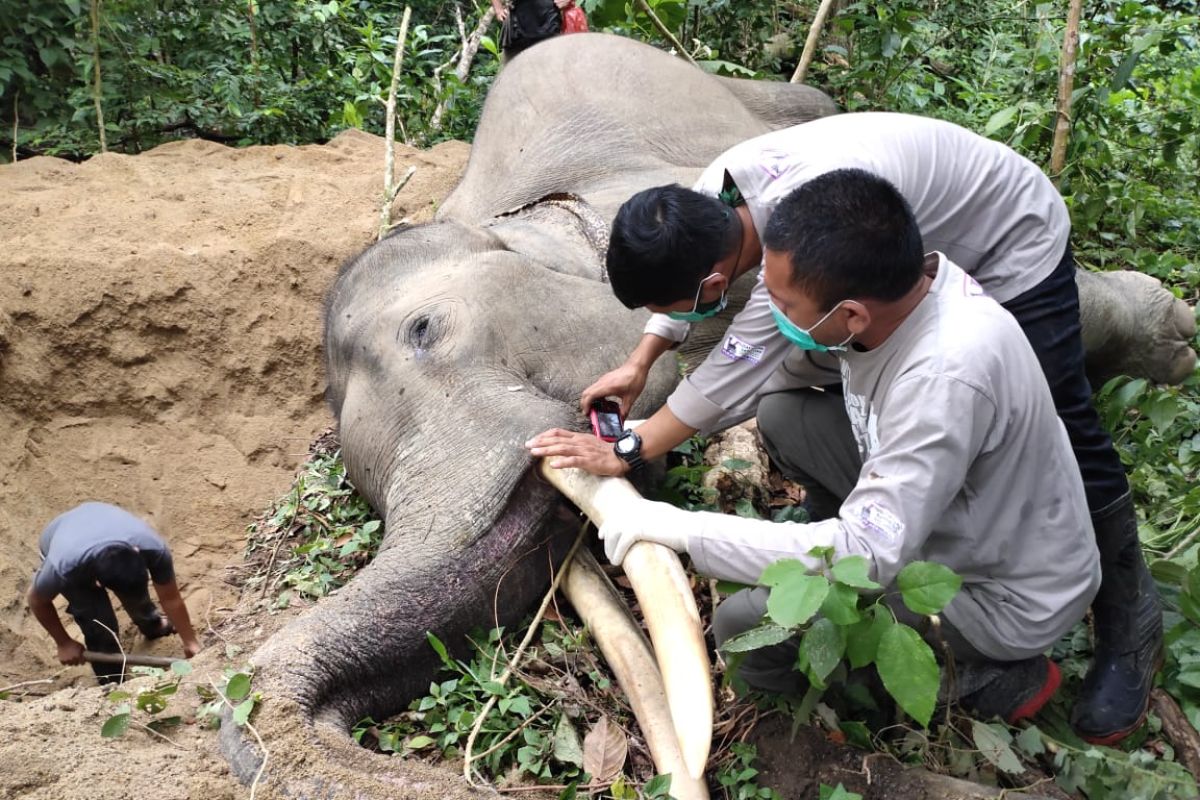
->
xmin=221 ymin=32 xmax=1196 ymax=799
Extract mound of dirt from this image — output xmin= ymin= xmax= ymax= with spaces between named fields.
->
xmin=0 ymin=131 xmax=468 ymax=797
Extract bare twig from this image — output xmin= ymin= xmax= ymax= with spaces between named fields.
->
xmin=462 ymin=523 xmax=590 ymax=788
xmin=133 ymin=719 xmax=186 ymax=749
xmin=791 ymin=0 xmax=838 ymax=84
xmin=92 ymin=619 xmax=127 ymax=684
xmin=467 ymin=701 xmax=555 ymax=763
xmin=378 ymin=6 xmax=413 ymax=240
xmin=1049 ymin=0 xmax=1084 ymax=181
xmin=89 ymin=0 xmax=107 ymax=152
xmin=429 ymin=5 xmax=496 ymax=134
xmin=1152 ymin=688 xmax=1200 ymax=782
xmin=10 ymin=89 xmax=17 ymax=163
xmin=0 ymin=677 xmax=54 ymax=694
xmin=634 ymin=0 xmax=697 ymax=65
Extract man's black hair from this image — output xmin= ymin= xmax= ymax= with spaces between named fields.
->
xmin=606 ymin=185 xmax=739 ymax=309
xmin=763 ymin=169 xmax=924 ymax=310
xmin=90 ymin=545 xmax=146 ymax=594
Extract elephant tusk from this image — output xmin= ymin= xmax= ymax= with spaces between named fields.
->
xmin=561 ymin=548 xmax=710 ymax=800
xmin=538 ymin=462 xmax=713 ymax=781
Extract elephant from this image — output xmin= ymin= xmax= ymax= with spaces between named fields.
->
xmin=220 ymin=32 xmax=1197 ymax=799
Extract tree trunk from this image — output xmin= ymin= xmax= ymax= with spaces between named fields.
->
xmin=1049 ymin=0 xmax=1085 ymax=181
xmin=89 ymin=0 xmax=107 ymax=152
xmin=791 ymin=0 xmax=838 ymax=84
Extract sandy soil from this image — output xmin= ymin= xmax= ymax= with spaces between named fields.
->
xmin=0 ymin=130 xmax=468 ymax=798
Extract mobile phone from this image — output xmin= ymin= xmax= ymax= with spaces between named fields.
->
xmin=588 ymin=399 xmax=625 ymax=442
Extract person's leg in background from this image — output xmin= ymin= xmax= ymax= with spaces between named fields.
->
xmin=62 ymin=582 xmax=125 ymax=684
xmin=1002 ymin=245 xmax=1162 ymax=743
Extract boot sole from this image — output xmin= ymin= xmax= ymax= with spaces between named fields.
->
xmin=1007 ymin=660 xmax=1061 ymax=723
xmin=1074 ymin=647 xmax=1164 ymax=746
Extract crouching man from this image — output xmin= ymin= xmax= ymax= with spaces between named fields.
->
xmin=27 ymin=502 xmax=202 ymax=683
xmin=597 ymin=170 xmax=1101 ymax=722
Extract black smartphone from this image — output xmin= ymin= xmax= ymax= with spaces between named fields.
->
xmin=588 ymin=399 xmax=624 ymax=442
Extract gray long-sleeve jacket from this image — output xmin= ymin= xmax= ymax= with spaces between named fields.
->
xmin=686 ymin=256 xmax=1099 ymax=660
xmin=645 ymin=112 xmax=1071 ymax=433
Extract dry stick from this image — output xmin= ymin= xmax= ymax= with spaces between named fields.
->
xmin=634 ymin=0 xmax=696 ymax=66
xmin=790 ymin=0 xmax=838 ymax=84
xmin=261 ymin=479 xmax=304 ymax=599
xmin=462 ymin=523 xmax=590 ymax=788
xmin=1049 ymin=0 xmax=1084 ymax=182
xmin=89 ymin=0 xmax=107 ymax=152
xmin=211 ymin=678 xmax=269 ymax=800
xmin=0 ymin=677 xmax=54 ymax=694
xmin=10 ymin=89 xmax=17 ymax=163
xmin=378 ymin=6 xmax=414 ymax=240
xmin=429 ymin=5 xmax=497 ymax=134
xmin=1152 ymin=688 xmax=1200 ymax=782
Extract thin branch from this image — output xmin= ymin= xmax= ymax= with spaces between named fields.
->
xmin=791 ymin=0 xmax=838 ymax=84
xmin=1049 ymin=0 xmax=1084 ymax=181
xmin=379 ymin=6 xmax=413 ymax=240
xmin=10 ymin=89 xmax=17 ymax=163
xmin=462 ymin=523 xmax=590 ymax=787
xmin=0 ymin=677 xmax=55 ymax=694
xmin=429 ymin=5 xmax=496 ymax=134
xmin=89 ymin=0 xmax=107 ymax=152
xmin=634 ymin=0 xmax=696 ymax=65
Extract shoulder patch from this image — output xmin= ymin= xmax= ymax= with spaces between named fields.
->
xmin=721 ymin=334 xmax=766 ymax=364
xmin=858 ymin=501 xmax=905 ymax=544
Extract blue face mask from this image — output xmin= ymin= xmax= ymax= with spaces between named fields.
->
xmin=668 ymin=272 xmax=727 ymax=322
xmin=768 ymin=298 xmax=851 ymax=352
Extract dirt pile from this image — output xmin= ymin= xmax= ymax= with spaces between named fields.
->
xmin=0 ymin=131 xmax=468 ymax=797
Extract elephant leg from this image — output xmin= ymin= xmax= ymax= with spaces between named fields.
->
xmin=1075 ymin=264 xmax=1197 ymax=387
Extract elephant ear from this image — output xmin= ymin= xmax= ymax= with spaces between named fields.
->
xmin=482 ymin=194 xmax=610 ymax=283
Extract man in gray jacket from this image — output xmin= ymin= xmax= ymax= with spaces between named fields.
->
xmin=592 ymin=169 xmax=1101 ymax=722
xmin=526 ymin=113 xmax=1160 ymax=742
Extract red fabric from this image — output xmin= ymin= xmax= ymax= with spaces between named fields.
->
xmin=1006 ymin=659 xmax=1061 ymax=723
xmin=561 ymin=1 xmax=588 ymax=34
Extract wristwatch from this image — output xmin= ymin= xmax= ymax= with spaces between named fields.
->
xmin=613 ymin=429 xmax=645 ymax=474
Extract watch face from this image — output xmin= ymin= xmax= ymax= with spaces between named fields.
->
xmin=615 ymin=433 xmax=637 ymax=454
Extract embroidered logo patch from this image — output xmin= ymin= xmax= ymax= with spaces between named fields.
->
xmin=858 ymin=501 xmax=905 ymax=544
xmin=721 ymin=334 xmax=766 ymax=364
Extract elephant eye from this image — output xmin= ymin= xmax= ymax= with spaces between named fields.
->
xmin=407 ymin=315 xmax=436 ymax=349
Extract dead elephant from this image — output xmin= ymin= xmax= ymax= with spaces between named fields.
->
xmin=220 ymin=32 xmax=1197 ymax=800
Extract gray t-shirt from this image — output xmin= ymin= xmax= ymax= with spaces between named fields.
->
xmin=33 ymin=502 xmax=174 ymax=598
xmin=688 ymin=256 xmax=1099 ymax=660
xmin=644 ymin=112 xmax=1071 ymax=432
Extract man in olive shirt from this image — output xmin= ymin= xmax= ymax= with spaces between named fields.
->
xmin=28 ymin=502 xmax=201 ymax=683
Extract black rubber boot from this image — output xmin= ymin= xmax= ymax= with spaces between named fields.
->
xmin=1071 ymin=492 xmax=1164 ymax=744
xmin=953 ymin=656 xmax=1061 ymax=723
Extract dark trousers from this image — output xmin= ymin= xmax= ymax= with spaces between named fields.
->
xmin=63 ymin=581 xmax=162 ymax=683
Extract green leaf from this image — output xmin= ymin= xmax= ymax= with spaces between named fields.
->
xmin=553 ymin=714 xmax=584 ymax=766
xmin=101 ymin=710 xmax=131 ymax=738
xmin=225 ymin=672 xmax=252 ymax=702
xmin=232 ymin=697 xmax=255 ymax=726
xmin=971 ymin=720 xmax=1024 ymax=774
xmin=800 ymin=618 xmax=845 ymax=684
xmin=761 ymin=560 xmax=829 ymax=628
xmin=734 ymin=498 xmax=762 ymax=519
xmin=845 ymin=605 xmax=893 ymax=668
xmin=170 ymin=660 xmax=193 ymax=676
xmin=984 ymin=105 xmax=1019 ymax=136
xmin=426 ymin=632 xmax=453 ymax=668
xmin=819 ymin=582 xmax=862 ymax=625
xmin=896 ymin=561 xmax=962 ymax=615
xmin=407 ymin=734 xmax=436 ymax=750
xmin=831 ymin=556 xmax=881 ymax=590
xmin=721 ymin=458 xmax=754 ymax=471
xmin=819 ymin=783 xmax=862 ymax=800
xmin=720 ymin=624 xmax=795 ymax=654
xmin=106 ymin=690 xmax=131 ymax=703
xmin=875 ymin=624 xmax=938 ymax=727
xmin=643 ymin=773 xmax=673 ymax=797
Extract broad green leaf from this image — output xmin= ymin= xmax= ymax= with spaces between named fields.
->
xmin=845 ymin=605 xmax=893 ymax=668
xmin=721 ymin=458 xmax=754 ymax=471
xmin=720 ymin=624 xmax=795 ymax=654
xmin=643 ymin=773 xmax=672 ymax=797
xmin=426 ymin=632 xmax=452 ymax=667
xmin=101 ymin=710 xmax=131 ymax=738
xmin=734 ymin=498 xmax=761 ymax=519
xmin=715 ymin=579 xmax=751 ymax=595
xmin=819 ymin=582 xmax=862 ymax=625
xmin=552 ymin=714 xmax=584 ymax=766
xmin=971 ymin=720 xmax=1024 ymax=774
xmin=819 ymin=783 xmax=862 ymax=800
xmin=984 ymin=105 xmax=1019 ymax=136
xmin=225 ymin=672 xmax=252 ymax=702
xmin=839 ymin=720 xmax=873 ymax=750
xmin=875 ymin=624 xmax=938 ymax=727
xmin=896 ymin=561 xmax=962 ymax=615
xmin=831 ymin=556 xmax=881 ymax=590
xmin=768 ymin=573 xmax=829 ymax=628
xmin=232 ymin=697 xmax=255 ymax=726
xmin=406 ymin=734 xmax=435 ymax=749
xmin=170 ymin=660 xmax=193 ymax=676
xmin=1015 ymin=725 xmax=1046 ymax=757
xmin=106 ymin=690 xmax=131 ymax=703
xmin=800 ymin=618 xmax=845 ymax=684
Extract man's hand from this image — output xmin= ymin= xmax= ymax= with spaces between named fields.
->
xmin=553 ymin=0 xmax=572 ymax=8
xmin=526 ymin=429 xmax=628 ymax=476
xmin=491 ymin=0 xmax=508 ymax=21
xmin=182 ymin=637 xmax=202 ymax=659
xmin=56 ymin=639 xmax=85 ymax=665
xmin=580 ymin=363 xmax=649 ymax=417
xmin=599 ymin=499 xmax=691 ymax=566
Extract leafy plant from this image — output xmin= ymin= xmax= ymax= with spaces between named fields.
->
xmin=196 ymin=667 xmax=261 ymax=730
xmin=100 ymin=659 xmax=193 ymax=738
xmin=714 ymin=742 xmax=781 ymax=800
